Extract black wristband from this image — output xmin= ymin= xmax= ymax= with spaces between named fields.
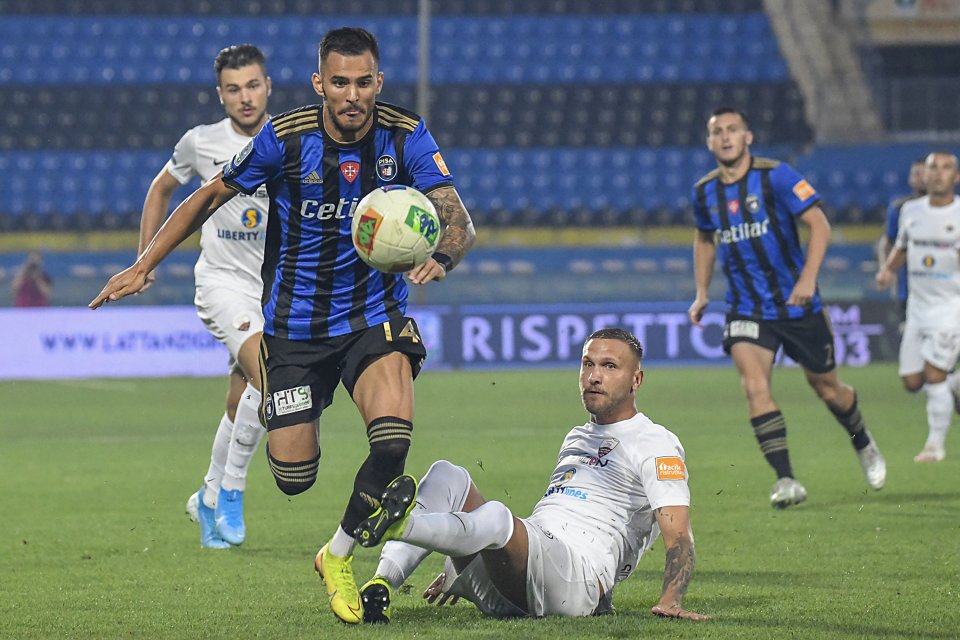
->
xmin=432 ymin=252 xmax=454 ymax=272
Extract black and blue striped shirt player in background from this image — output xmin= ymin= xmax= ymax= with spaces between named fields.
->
xmin=91 ymin=27 xmax=476 ymax=625
xmin=687 ymin=107 xmax=886 ymax=510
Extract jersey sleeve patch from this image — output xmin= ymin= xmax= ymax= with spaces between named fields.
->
xmin=792 ymin=179 xmax=815 ymax=201
xmin=655 ymin=456 xmax=686 ymax=481
xmin=432 ymin=151 xmax=450 ymax=176
xmin=224 ymin=139 xmax=254 ymax=178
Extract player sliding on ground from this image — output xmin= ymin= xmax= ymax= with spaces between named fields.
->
xmin=353 ymin=328 xmax=710 ymax=623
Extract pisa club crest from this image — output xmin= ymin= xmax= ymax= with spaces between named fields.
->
xmin=377 ymin=155 xmax=398 ymax=181
xmin=341 ymin=161 xmax=360 ymax=183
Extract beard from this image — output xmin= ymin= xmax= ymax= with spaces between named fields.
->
xmin=325 ymin=102 xmax=370 ymax=136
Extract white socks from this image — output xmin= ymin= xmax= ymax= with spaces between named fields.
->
xmin=329 ymin=525 xmax=357 ymax=557
xmin=202 ymin=413 xmax=233 ymax=508
xmin=923 ymin=380 xmax=953 ymax=450
xmin=401 ymin=501 xmax=515 ymax=558
xmin=374 ymin=460 xmax=513 ymax=588
xmin=222 ymin=384 xmax=266 ymax=492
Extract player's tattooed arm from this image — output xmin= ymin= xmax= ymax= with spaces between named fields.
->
xmin=661 ymin=532 xmax=695 ymax=601
xmin=651 ymin=505 xmax=710 ymax=621
xmin=427 ymin=186 xmax=476 ymax=269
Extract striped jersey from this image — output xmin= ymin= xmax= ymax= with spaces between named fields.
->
xmin=692 ymin=156 xmax=822 ymax=320
xmin=222 ymin=101 xmax=454 ymax=340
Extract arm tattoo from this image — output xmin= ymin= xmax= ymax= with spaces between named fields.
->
xmin=427 ymin=186 xmax=476 ymax=268
xmin=662 ymin=535 xmax=695 ymax=603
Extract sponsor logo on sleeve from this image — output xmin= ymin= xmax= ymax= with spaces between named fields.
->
xmin=432 ymin=152 xmax=450 ymax=176
xmin=229 ymin=140 xmax=254 ymax=173
xmin=655 ymin=456 xmax=686 ymax=481
xmin=792 ymin=179 xmax=816 ymax=200
xmin=273 ymin=386 xmax=313 ymax=416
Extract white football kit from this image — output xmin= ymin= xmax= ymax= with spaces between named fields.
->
xmin=164 ymin=118 xmax=268 ymax=363
xmin=894 ymin=195 xmax=960 ymax=374
xmin=444 ymin=412 xmax=691 ymax=617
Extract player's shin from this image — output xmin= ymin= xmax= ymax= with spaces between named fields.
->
xmin=222 ymin=384 xmax=266 ymax=491
xmin=923 ymin=381 xmax=952 ymax=449
xmin=341 ymin=417 xmax=413 ymax=539
xmin=402 ymin=501 xmax=514 ymax=557
xmin=202 ymin=413 xmax=234 ymax=507
xmin=750 ymin=410 xmax=794 ymax=478
xmin=827 ymin=391 xmax=870 ymax=450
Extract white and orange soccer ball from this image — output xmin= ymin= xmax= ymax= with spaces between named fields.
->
xmin=351 ymin=185 xmax=442 ymax=273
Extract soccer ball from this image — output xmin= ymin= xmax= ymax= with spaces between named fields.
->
xmin=352 ymin=185 xmax=442 ymax=273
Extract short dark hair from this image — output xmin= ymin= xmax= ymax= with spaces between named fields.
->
xmin=319 ymin=27 xmax=380 ymax=66
xmin=710 ymin=106 xmax=750 ymax=129
xmin=587 ymin=328 xmax=644 ymax=363
xmin=214 ymin=44 xmax=267 ymax=78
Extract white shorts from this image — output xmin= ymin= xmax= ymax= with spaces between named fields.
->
xmin=442 ymin=518 xmax=601 ymax=618
xmin=194 ymin=284 xmax=264 ymax=371
xmin=898 ymin=321 xmax=960 ymax=375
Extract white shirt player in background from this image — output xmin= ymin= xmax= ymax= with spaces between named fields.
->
xmin=877 ymin=151 xmax=960 ymax=463
xmin=351 ymin=328 xmax=709 ymax=624
xmin=137 ymin=44 xmax=271 ymax=547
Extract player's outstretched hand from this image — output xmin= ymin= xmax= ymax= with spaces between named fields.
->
xmin=89 ymin=264 xmax=148 ymax=309
xmin=422 ymin=573 xmax=459 ymax=607
xmin=407 ymin=257 xmax=447 ymax=286
xmin=651 ymin=603 xmax=711 ymax=621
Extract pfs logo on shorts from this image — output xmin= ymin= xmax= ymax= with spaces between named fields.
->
xmin=273 ymin=386 xmax=313 ymax=416
xmin=655 ymin=456 xmax=686 ymax=481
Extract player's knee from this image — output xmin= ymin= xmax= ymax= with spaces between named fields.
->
xmin=423 ymin=459 xmax=470 ymax=488
xmin=425 ymin=459 xmax=464 ymax=479
xmin=474 ymin=500 xmax=514 ymax=549
xmin=266 ymin=445 xmax=320 ymax=496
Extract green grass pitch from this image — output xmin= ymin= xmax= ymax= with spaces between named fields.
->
xmin=1 ymin=363 xmax=957 ymax=639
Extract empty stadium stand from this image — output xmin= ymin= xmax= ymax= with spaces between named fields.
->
xmin=0 ymin=2 xmax=940 ymax=232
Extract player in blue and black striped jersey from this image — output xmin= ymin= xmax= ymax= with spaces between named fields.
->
xmin=687 ymin=107 xmax=886 ymax=509
xmin=878 ymin=158 xmax=926 ymax=319
xmin=91 ymin=27 xmax=476 ymax=624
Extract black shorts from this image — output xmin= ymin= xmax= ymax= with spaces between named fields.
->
xmin=259 ymin=316 xmax=427 ymax=430
xmin=722 ymin=311 xmax=837 ymax=374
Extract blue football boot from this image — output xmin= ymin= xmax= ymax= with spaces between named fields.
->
xmin=215 ymin=488 xmax=246 ymax=546
xmin=195 ymin=488 xmax=230 ymax=549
